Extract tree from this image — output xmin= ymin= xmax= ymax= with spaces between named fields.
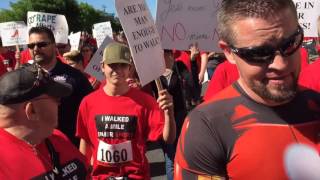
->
xmin=78 ymin=2 xmax=122 ymax=33
xmin=0 ymin=0 xmax=121 ymax=34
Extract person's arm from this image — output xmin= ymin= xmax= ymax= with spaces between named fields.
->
xmin=198 ymin=52 xmax=208 ymax=84
xmin=157 ymin=89 xmax=176 ymax=144
xmin=174 ymin=110 xmax=228 ymax=179
xmin=14 ymin=51 xmax=21 ymax=70
xmin=79 ymin=138 xmax=93 ymax=164
xmin=189 ymin=44 xmax=200 ymax=60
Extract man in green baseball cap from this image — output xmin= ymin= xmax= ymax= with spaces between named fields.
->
xmin=76 ymin=42 xmax=176 ymax=179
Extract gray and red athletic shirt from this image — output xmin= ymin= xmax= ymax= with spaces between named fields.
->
xmin=175 ymin=82 xmax=320 ymax=179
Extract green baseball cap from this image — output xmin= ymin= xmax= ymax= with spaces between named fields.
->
xmin=102 ymin=42 xmax=131 ymax=65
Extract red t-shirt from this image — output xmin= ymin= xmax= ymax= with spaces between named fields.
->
xmin=20 ymin=49 xmax=33 ymax=64
xmin=0 ymin=60 xmax=6 ymax=76
xmin=300 ymin=47 xmax=309 ymax=69
xmin=84 ymin=72 xmax=101 ymax=90
xmin=204 ymin=48 xmax=310 ymax=101
xmin=0 ymin=50 xmax=16 ymax=74
xmin=0 ymin=129 xmax=89 ymax=179
xmin=175 ymin=83 xmax=320 ymax=179
xmin=203 ymin=60 xmax=238 ymax=101
xmin=76 ymin=88 xmax=164 ymax=179
xmin=299 ymin=57 xmax=320 ymax=92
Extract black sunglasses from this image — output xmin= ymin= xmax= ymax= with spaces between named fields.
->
xmin=229 ymin=26 xmax=304 ymax=64
xmin=28 ymin=42 xmax=51 ymax=49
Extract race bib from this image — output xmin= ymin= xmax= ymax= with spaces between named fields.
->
xmin=97 ymin=140 xmax=133 ymax=165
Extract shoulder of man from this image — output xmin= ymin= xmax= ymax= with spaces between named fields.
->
xmin=53 ymin=60 xmax=93 ymax=93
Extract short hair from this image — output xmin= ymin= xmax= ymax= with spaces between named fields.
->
xmin=217 ymin=0 xmax=298 ymax=44
xmin=28 ymin=26 xmax=56 ymax=43
xmin=63 ymin=50 xmax=83 ymax=64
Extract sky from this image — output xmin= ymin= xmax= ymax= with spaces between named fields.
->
xmin=0 ymin=0 xmax=157 ymax=17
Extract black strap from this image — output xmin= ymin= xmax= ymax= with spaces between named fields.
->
xmin=45 ymin=138 xmax=63 ymax=179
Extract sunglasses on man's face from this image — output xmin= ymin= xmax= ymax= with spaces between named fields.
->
xmin=28 ymin=42 xmax=51 ymax=49
xmin=229 ymin=26 xmax=304 ymax=64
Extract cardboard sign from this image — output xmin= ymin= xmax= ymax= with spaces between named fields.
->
xmin=68 ymin=32 xmax=81 ymax=51
xmin=84 ymin=36 xmax=114 ymax=81
xmin=156 ymin=0 xmax=222 ymax=52
xmin=293 ymin=0 xmax=320 ymax=37
xmin=93 ymin=21 xmax=113 ymax=48
xmin=116 ymin=0 xmax=166 ymax=86
xmin=0 ymin=21 xmax=28 ymax=46
xmin=27 ymin=11 xmax=69 ymax=44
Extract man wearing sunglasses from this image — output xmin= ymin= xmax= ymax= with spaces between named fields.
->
xmin=27 ymin=26 xmax=93 ymax=147
xmin=174 ymin=0 xmax=320 ymax=179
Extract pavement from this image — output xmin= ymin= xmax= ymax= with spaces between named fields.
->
xmin=146 ymin=141 xmax=167 ymax=179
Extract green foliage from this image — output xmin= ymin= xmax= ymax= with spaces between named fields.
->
xmin=0 ymin=0 xmax=121 ymax=33
xmin=78 ymin=2 xmax=121 ymax=33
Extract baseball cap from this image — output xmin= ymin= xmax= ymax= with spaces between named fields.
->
xmin=0 ymin=64 xmax=72 ymax=105
xmin=102 ymin=42 xmax=131 ymax=65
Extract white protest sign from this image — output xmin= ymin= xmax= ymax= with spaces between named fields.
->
xmin=156 ymin=0 xmax=222 ymax=52
xmin=0 ymin=21 xmax=28 ymax=46
xmin=27 ymin=11 xmax=69 ymax=44
xmin=93 ymin=21 xmax=113 ymax=48
xmin=84 ymin=36 xmax=114 ymax=81
xmin=68 ymin=32 xmax=81 ymax=50
xmin=293 ymin=0 xmax=320 ymax=37
xmin=116 ymin=0 xmax=166 ymax=86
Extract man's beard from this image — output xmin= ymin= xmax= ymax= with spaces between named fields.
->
xmin=249 ymin=77 xmax=298 ymax=103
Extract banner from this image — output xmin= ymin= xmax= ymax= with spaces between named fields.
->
xmin=293 ymin=0 xmax=320 ymax=37
xmin=84 ymin=36 xmax=114 ymax=81
xmin=116 ymin=0 xmax=166 ymax=86
xmin=93 ymin=21 xmax=113 ymax=48
xmin=68 ymin=32 xmax=81 ymax=51
xmin=27 ymin=11 xmax=69 ymax=44
xmin=0 ymin=21 xmax=28 ymax=46
xmin=156 ymin=0 xmax=222 ymax=51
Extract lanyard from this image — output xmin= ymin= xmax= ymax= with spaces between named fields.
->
xmin=45 ymin=138 xmax=63 ymax=179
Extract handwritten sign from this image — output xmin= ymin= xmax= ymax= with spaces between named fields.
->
xmin=84 ymin=36 xmax=114 ymax=81
xmin=156 ymin=0 xmax=222 ymax=52
xmin=27 ymin=11 xmax=69 ymax=44
xmin=116 ymin=0 xmax=166 ymax=86
xmin=93 ymin=21 xmax=114 ymax=48
xmin=68 ymin=32 xmax=81 ymax=51
xmin=293 ymin=0 xmax=320 ymax=37
xmin=0 ymin=21 xmax=28 ymax=46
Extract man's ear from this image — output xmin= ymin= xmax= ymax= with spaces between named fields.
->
xmin=219 ymin=40 xmax=236 ymax=64
xmin=100 ymin=62 xmax=105 ymax=73
xmin=128 ymin=64 xmax=133 ymax=71
xmin=24 ymin=102 xmax=36 ymax=121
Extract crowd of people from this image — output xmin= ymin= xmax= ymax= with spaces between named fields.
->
xmin=1 ymin=0 xmax=320 ymax=179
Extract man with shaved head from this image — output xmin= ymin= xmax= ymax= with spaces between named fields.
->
xmin=0 ymin=64 xmax=88 ymax=179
